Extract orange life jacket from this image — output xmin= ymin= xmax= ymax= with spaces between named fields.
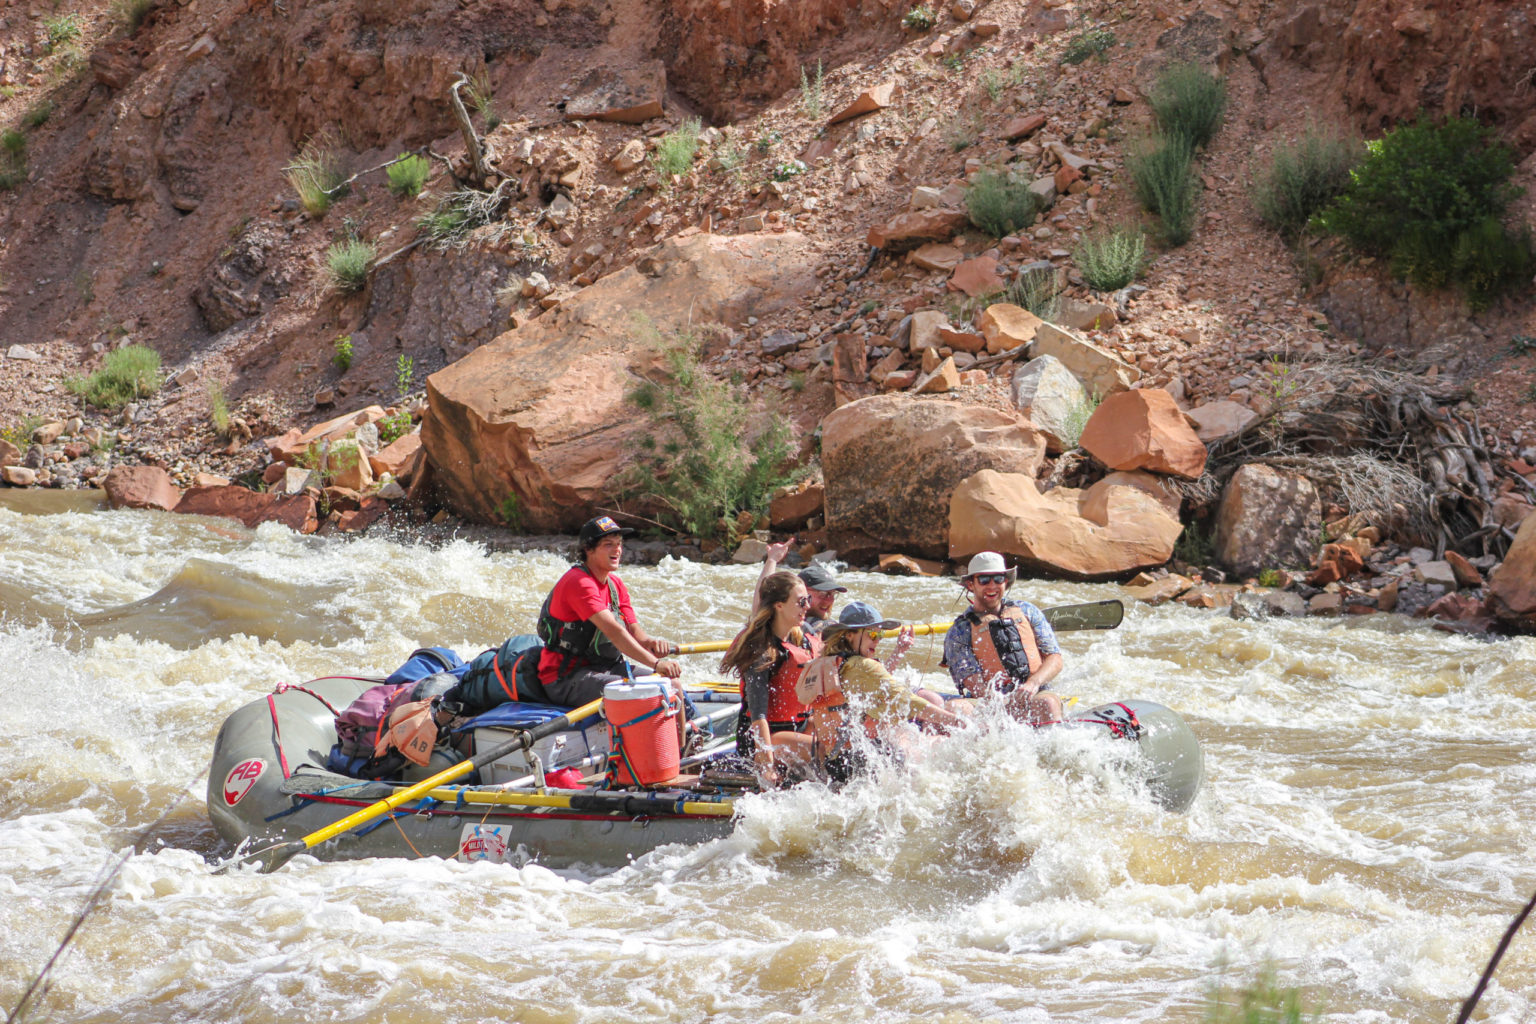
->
xmin=965 ymin=604 xmax=1042 ymax=695
xmin=764 ymin=632 xmax=822 ymax=723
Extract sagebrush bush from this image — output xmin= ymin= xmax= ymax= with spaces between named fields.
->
xmin=285 ymin=139 xmax=347 ymax=217
xmin=326 ymin=239 xmax=375 ymax=293
xmin=1074 ymin=225 xmax=1147 ymax=291
xmin=386 ymin=153 xmax=431 ymax=197
xmin=1128 ymin=136 xmax=1198 ymax=245
xmin=1149 ymin=62 xmax=1226 ymax=149
xmin=652 ymin=118 xmax=702 ymax=179
xmin=624 ymin=322 xmax=803 ymax=540
xmin=112 ymin=0 xmax=155 ymax=32
xmin=208 ymin=382 xmax=230 ymax=437
xmin=0 ymin=130 xmax=24 ymax=190
xmin=966 ymin=169 xmax=1039 ymax=238
xmin=1318 ymin=116 xmax=1532 ymax=309
xmin=1062 ymin=28 xmax=1115 ymax=65
xmin=1001 ymin=266 xmax=1060 ymax=322
xmin=902 ymin=5 xmax=936 ymax=30
xmin=1252 ymin=127 xmax=1359 ymax=241
xmin=66 ymin=344 xmax=162 ymax=409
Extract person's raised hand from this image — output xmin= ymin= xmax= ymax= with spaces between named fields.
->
xmin=764 ymin=537 xmax=794 ymax=563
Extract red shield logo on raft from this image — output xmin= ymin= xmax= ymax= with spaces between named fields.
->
xmin=223 ymin=759 xmax=265 ymax=806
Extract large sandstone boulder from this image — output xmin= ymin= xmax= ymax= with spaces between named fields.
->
xmin=821 ymin=395 xmax=1047 ymax=561
xmin=1029 ymin=322 xmax=1139 ymax=395
xmin=949 ymin=469 xmax=1183 ymax=579
xmin=564 ymin=61 xmax=667 ymax=123
xmin=1010 ymin=354 xmax=1088 ymax=453
xmin=102 ymin=466 xmax=181 ymax=512
xmin=1080 ymin=389 xmax=1208 ymax=479
xmin=175 ymin=485 xmax=318 ymax=533
xmin=424 ymin=232 xmax=819 ymax=529
xmin=1213 ymin=464 xmax=1321 ymax=576
xmin=1489 ymin=513 xmax=1536 ymax=625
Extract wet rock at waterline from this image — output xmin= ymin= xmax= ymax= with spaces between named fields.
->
xmin=821 ymin=395 xmax=1046 ymax=562
xmin=423 ymin=232 xmax=819 ymax=530
xmin=949 ymin=469 xmax=1182 ymax=579
xmin=1214 ymin=464 xmax=1322 ymax=578
xmin=102 ymin=465 xmax=181 ymax=512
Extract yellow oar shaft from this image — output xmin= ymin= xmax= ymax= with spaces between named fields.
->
xmin=414 ymin=787 xmax=734 ymax=816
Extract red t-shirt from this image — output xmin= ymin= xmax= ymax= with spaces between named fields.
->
xmin=537 ymin=566 xmax=637 ymax=685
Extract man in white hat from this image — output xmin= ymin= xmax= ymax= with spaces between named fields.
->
xmin=942 ymin=552 xmax=1063 ymax=724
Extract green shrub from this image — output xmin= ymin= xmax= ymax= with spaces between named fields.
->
xmin=1062 ymin=28 xmax=1115 ymax=65
xmin=771 ymin=158 xmax=806 ymax=182
xmin=1149 ymin=62 xmax=1227 ymax=149
xmin=332 ymin=334 xmax=353 ymax=371
xmin=902 ymin=5 xmax=936 ymax=30
xmin=285 ymin=139 xmax=347 ymax=217
xmin=44 ymin=13 xmax=82 ymax=52
xmin=1001 ymin=265 xmax=1060 ymax=322
xmin=208 ymin=382 xmax=230 ymax=438
xmin=652 ymin=118 xmax=702 ymax=179
xmin=1128 ymin=135 xmax=1198 ymax=245
xmin=113 ymin=0 xmax=156 ymax=32
xmin=22 ymin=100 xmax=54 ymax=129
xmin=0 ymin=130 xmax=24 ymax=190
xmin=966 ymin=169 xmax=1039 ymax=238
xmin=1074 ymin=224 xmax=1147 ymax=291
xmin=465 ymin=69 xmax=500 ymax=131
xmin=417 ymin=198 xmax=471 ymax=245
xmin=624 ymin=323 xmax=803 ymax=539
xmin=799 ymin=61 xmax=824 ymax=119
xmin=1317 ymin=116 xmax=1532 ymax=309
xmin=66 ymin=344 xmax=162 ymax=410
xmin=1256 ymin=568 xmax=1282 ymax=588
xmin=1252 ymin=127 xmax=1359 ymax=241
xmin=0 ymin=414 xmax=44 ymax=449
xmin=386 ymin=153 xmax=431 ymax=197
xmin=325 ymin=238 xmax=375 ymax=293
xmin=1174 ymin=520 xmax=1214 ymax=565
xmin=498 ymin=492 xmax=524 ymax=531
xmin=1058 ymin=388 xmax=1101 ymax=450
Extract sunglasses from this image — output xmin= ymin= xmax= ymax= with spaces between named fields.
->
xmin=795 ymin=596 xmax=812 ymax=609
xmin=972 ymin=573 xmax=1009 ymax=585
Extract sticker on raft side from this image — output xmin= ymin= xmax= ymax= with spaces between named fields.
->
xmin=458 ymin=824 xmax=513 ymax=864
xmin=222 ymin=758 xmax=266 ymax=806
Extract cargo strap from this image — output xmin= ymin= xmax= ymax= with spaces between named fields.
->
xmin=1074 ymin=701 xmax=1143 ymax=740
xmin=605 ymin=701 xmax=670 ymax=788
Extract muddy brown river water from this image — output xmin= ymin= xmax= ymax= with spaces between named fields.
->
xmin=1 ymin=493 xmax=1532 ymax=1023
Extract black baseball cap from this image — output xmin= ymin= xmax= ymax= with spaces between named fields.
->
xmin=578 ymin=515 xmax=636 ymax=547
xmin=798 ymin=564 xmax=848 ymax=593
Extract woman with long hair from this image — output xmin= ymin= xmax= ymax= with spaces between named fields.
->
xmin=720 ymin=570 xmax=819 ymax=785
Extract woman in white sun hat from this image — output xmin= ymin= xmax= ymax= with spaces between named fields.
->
xmin=941 ymin=552 xmax=1064 ymax=725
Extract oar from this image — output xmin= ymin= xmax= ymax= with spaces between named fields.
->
xmin=408 ymin=786 xmax=735 ymax=817
xmin=675 ymin=599 xmax=1124 ymax=654
xmin=220 ymin=698 xmax=604 ymax=874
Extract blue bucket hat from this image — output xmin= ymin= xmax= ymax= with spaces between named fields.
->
xmin=822 ymin=601 xmax=900 ymax=638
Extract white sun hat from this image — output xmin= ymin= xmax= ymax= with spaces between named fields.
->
xmin=960 ymin=551 xmax=1017 ymax=585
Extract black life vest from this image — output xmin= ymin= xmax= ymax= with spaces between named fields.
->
xmin=537 ymin=566 xmax=624 ymax=679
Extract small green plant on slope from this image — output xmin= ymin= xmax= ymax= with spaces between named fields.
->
xmin=1062 ymin=28 xmax=1116 ymax=65
xmin=465 ymin=69 xmax=501 ymax=131
xmin=800 ymin=60 xmax=825 ymax=119
xmin=1128 ymin=134 xmax=1199 ymax=245
xmin=1149 ymin=62 xmax=1227 ymax=149
xmin=966 ymin=168 xmax=1039 ymax=238
xmin=66 ymin=344 xmax=162 ymax=410
xmin=113 ymin=0 xmax=157 ymax=32
xmin=22 ymin=99 xmax=54 ymax=129
xmin=208 ymin=382 xmax=231 ymax=438
xmin=498 ymin=491 xmax=525 ymax=532
xmin=1074 ymin=224 xmax=1148 ymax=291
xmin=1174 ymin=520 xmax=1215 ymax=566
xmin=1256 ymin=568 xmax=1283 ymax=588
xmin=326 ymin=238 xmax=375 ymax=293
xmin=0 ymin=413 xmax=45 ymax=449
xmin=1316 ymin=115 xmax=1533 ymax=310
xmin=378 ymin=354 xmax=415 ymax=444
xmin=332 ymin=334 xmax=354 ymax=371
xmin=652 ymin=117 xmax=702 ymax=180
xmin=386 ymin=153 xmax=431 ymax=198
xmin=902 ymin=5 xmax=936 ymax=30
xmin=624 ymin=321 xmax=803 ymax=539
xmin=1001 ymin=265 xmax=1060 ymax=322
xmin=1058 ymin=388 xmax=1101 ymax=449
xmin=0 ymin=129 xmax=25 ymax=190
xmin=943 ymin=110 xmax=984 ymax=152
xmin=980 ymin=68 xmax=1007 ymax=103
xmin=285 ymin=137 xmax=347 ymax=217
xmin=1252 ymin=126 xmax=1360 ymax=242
xmin=44 ymin=13 xmax=82 ymax=53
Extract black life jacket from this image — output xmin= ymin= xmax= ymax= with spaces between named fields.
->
xmin=537 ymin=566 xmax=624 ymax=679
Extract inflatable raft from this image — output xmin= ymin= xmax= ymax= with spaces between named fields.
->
xmin=207 ymin=679 xmax=1204 ymax=869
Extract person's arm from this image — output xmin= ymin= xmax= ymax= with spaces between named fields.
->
xmin=1019 ymin=652 xmax=1063 ymax=695
xmin=883 ymin=625 xmax=915 ymax=672
xmin=1017 ymin=603 xmax=1063 ymax=694
xmin=910 ymin=698 xmax=968 ymax=734
xmin=738 ymin=659 xmax=780 ymax=784
xmin=627 ymin=621 xmax=677 ymax=659
xmin=588 ymin=608 xmax=680 ymax=678
xmin=943 ymin=622 xmax=985 ymax=697
xmin=749 ymin=539 xmax=794 ymax=618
